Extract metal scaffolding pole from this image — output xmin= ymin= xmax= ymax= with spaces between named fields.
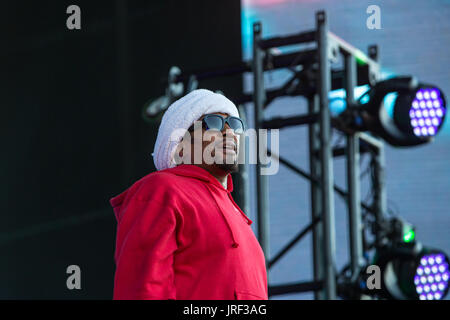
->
xmin=373 ymin=139 xmax=387 ymax=248
xmin=237 ymin=104 xmax=251 ymax=217
xmin=357 ymin=133 xmax=385 ymax=248
xmin=344 ymin=54 xmax=364 ymax=281
xmin=364 ymin=45 xmax=387 ymax=248
xmin=317 ymin=11 xmax=337 ymax=299
xmin=308 ymin=93 xmax=325 ymax=300
xmin=252 ymin=22 xmax=271 ymax=265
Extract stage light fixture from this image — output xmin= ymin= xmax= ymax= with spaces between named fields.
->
xmin=337 ymin=76 xmax=447 ymax=146
xmin=368 ymin=218 xmax=450 ymax=300
xmin=142 ymin=66 xmax=185 ymax=121
xmin=414 ymin=252 xmax=449 ymax=300
xmin=375 ymin=243 xmax=450 ymax=300
xmin=342 ymin=217 xmax=450 ymax=300
xmin=393 ymin=86 xmax=446 ymax=139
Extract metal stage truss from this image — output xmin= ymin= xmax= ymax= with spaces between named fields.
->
xmin=159 ymin=11 xmax=389 ymax=300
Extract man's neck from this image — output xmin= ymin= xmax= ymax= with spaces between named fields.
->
xmin=195 ymin=164 xmax=229 ymax=189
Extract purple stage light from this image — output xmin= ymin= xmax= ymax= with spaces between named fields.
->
xmin=431 ymin=90 xmax=438 ymax=99
xmin=409 ymin=87 xmax=446 ymax=138
xmin=414 ymin=128 xmax=421 ymax=136
xmin=421 ymin=127 xmax=428 ymax=135
xmin=415 ymin=253 xmax=450 ymax=300
xmin=417 ymin=91 xmax=423 ymax=100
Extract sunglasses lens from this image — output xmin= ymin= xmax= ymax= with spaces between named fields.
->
xmin=204 ymin=115 xmax=223 ymax=131
xmin=227 ymin=117 xmax=244 ymax=134
xmin=201 ymin=114 xmax=245 ymax=133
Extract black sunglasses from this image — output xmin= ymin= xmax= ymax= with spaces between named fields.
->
xmin=188 ymin=114 xmax=245 ymax=134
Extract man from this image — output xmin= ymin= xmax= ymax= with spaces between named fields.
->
xmin=110 ymin=89 xmax=268 ymax=300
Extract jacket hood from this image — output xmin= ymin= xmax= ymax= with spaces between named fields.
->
xmin=109 ymin=164 xmax=234 ymax=223
xmin=166 ymin=165 xmax=250 ymax=248
xmin=109 ymin=164 xmax=250 ymax=249
xmin=167 ymin=164 xmax=234 ymax=193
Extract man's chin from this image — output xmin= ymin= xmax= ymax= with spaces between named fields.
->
xmin=215 ymin=162 xmax=239 ymax=173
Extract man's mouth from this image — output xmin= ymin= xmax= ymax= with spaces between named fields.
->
xmin=222 ymin=142 xmax=237 ymax=152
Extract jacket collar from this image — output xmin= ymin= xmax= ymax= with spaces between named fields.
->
xmin=166 ymin=164 xmax=233 ymax=193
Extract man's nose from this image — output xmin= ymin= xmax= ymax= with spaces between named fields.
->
xmin=222 ymin=124 xmax=239 ymax=148
xmin=223 ymin=122 xmax=237 ymax=135
xmin=223 ymin=121 xmax=231 ymax=131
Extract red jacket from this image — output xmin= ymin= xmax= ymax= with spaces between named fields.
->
xmin=110 ymin=164 xmax=268 ymax=300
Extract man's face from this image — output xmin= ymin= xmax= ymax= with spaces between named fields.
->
xmin=175 ymin=112 xmax=240 ymax=173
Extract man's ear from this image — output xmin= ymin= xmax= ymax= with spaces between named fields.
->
xmin=173 ymin=143 xmax=185 ymax=165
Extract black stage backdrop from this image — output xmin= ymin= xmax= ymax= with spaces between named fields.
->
xmin=0 ymin=0 xmax=242 ymax=299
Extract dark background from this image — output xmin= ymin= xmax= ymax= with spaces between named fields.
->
xmin=0 ymin=0 xmax=242 ymax=299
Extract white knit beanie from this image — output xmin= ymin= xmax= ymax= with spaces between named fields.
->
xmin=152 ymin=89 xmax=240 ymax=171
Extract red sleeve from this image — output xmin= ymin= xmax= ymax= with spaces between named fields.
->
xmin=113 ymin=197 xmax=179 ymax=300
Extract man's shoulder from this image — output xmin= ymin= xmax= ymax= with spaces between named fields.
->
xmin=140 ymin=169 xmax=176 ymax=183
xmin=139 ymin=168 xmax=188 ymax=186
xmin=131 ymin=169 xmax=188 ymax=202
